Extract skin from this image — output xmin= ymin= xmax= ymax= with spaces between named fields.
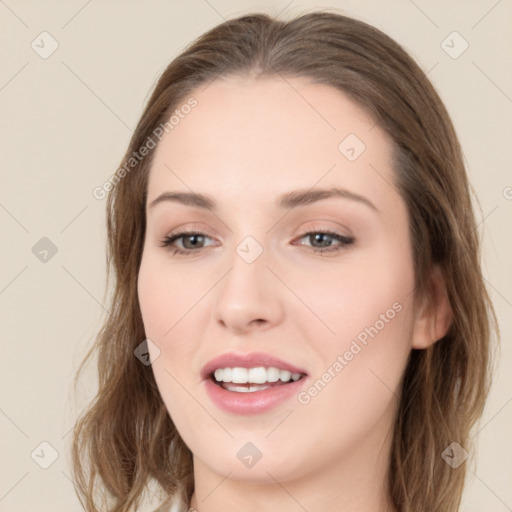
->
xmin=137 ymin=75 xmax=452 ymax=512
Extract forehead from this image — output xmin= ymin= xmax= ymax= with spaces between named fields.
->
xmin=146 ymin=76 xmax=398 ymax=212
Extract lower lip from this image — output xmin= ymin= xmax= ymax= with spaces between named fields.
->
xmin=204 ymin=377 xmax=307 ymax=415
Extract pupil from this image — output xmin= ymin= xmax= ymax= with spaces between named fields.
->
xmin=313 ymin=233 xmax=331 ymax=247
xmin=185 ymin=234 xmax=202 ymax=249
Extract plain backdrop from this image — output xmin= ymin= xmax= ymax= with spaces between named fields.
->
xmin=0 ymin=1 xmax=511 ymax=510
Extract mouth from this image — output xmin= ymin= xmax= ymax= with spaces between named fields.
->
xmin=209 ymin=366 xmax=306 ymax=393
xmin=201 ymin=352 xmax=308 ymax=414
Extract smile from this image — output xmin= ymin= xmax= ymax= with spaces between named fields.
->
xmin=202 ymin=353 xmax=308 ymax=414
xmin=212 ymin=366 xmax=303 ymax=393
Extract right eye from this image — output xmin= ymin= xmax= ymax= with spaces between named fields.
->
xmin=160 ymin=231 xmax=216 ymax=256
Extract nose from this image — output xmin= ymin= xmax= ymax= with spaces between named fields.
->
xmin=213 ymin=243 xmax=284 ymax=335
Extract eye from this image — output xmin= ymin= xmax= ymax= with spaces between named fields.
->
xmin=159 ymin=230 xmax=216 ymax=256
xmin=294 ymin=230 xmax=355 ymax=255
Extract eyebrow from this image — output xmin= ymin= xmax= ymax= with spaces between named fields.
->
xmin=148 ymin=187 xmax=378 ymax=213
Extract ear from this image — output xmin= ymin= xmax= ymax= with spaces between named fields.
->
xmin=411 ymin=265 xmax=453 ymax=349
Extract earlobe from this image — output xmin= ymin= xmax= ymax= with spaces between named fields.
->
xmin=411 ymin=265 xmax=453 ymax=349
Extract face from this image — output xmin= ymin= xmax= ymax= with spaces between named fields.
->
xmin=137 ymin=76 xmax=419 ymax=485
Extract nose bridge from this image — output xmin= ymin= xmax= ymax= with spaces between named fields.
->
xmin=221 ymin=233 xmax=270 ymax=305
xmin=212 ymin=233 xmax=283 ymax=332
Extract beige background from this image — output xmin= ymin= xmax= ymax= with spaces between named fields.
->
xmin=0 ymin=0 xmax=511 ymax=510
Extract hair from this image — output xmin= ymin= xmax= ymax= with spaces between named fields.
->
xmin=71 ymin=9 xmax=498 ymax=512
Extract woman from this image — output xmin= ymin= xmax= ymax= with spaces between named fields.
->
xmin=72 ymin=10 xmax=497 ymax=512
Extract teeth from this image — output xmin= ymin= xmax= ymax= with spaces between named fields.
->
xmin=232 ymin=367 xmax=248 ymax=383
xmin=212 ymin=366 xmax=302 ymax=384
xmin=279 ymin=370 xmax=292 ymax=382
xmin=223 ymin=384 xmax=271 ymax=393
xmin=249 ymin=367 xmax=267 ymax=384
xmin=267 ymin=367 xmax=280 ymax=382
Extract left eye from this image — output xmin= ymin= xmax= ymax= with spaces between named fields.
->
xmin=159 ymin=230 xmax=354 ymax=256
xmin=296 ymin=230 xmax=355 ymax=253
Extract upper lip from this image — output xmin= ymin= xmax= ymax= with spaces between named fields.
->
xmin=201 ymin=352 xmax=308 ymax=380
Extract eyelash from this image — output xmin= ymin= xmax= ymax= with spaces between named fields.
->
xmin=159 ymin=229 xmax=355 ymax=256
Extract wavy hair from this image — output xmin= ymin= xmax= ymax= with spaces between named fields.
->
xmin=72 ymin=10 xmax=498 ymax=512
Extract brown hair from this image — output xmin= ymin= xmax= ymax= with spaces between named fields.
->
xmin=72 ymin=10 xmax=497 ymax=512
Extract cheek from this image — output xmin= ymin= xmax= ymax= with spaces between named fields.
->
xmin=137 ymin=250 xmax=209 ymax=338
xmin=288 ymin=266 xmax=413 ymax=427
xmin=295 ymin=262 xmax=415 ymax=443
xmin=137 ymin=250 xmax=211 ymax=415
xmin=290 ymin=246 xmax=414 ymax=347
xmin=138 ymin=259 xmax=195 ymax=434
